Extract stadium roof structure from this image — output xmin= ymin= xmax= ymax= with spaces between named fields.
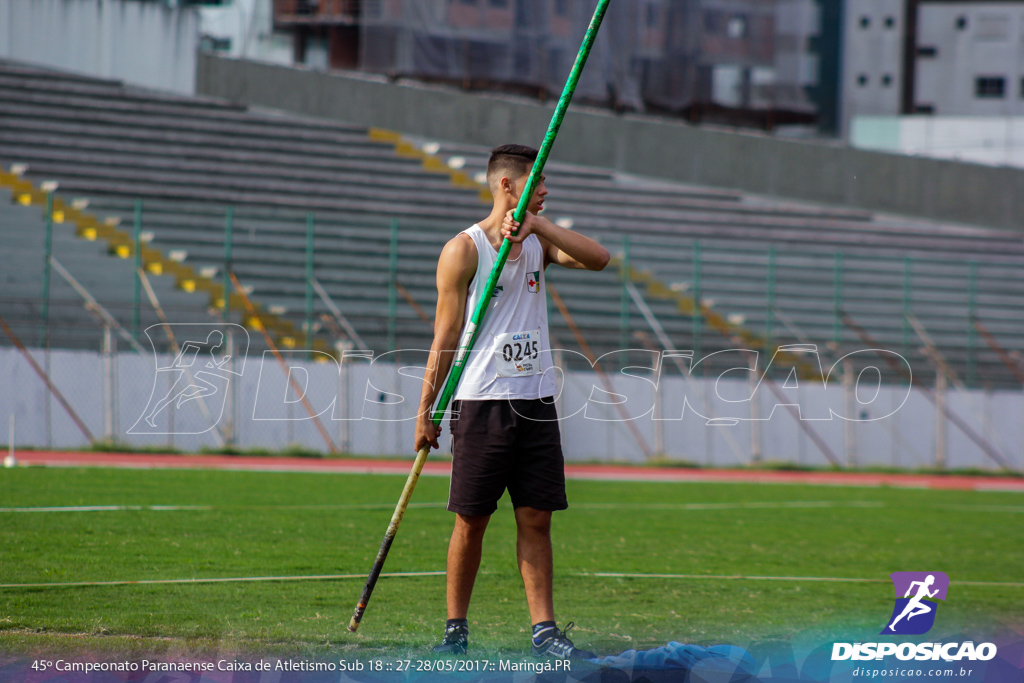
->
xmin=2 ymin=59 xmax=1023 ymax=390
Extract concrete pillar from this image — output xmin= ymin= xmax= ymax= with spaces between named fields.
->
xmin=935 ymin=371 xmax=947 ymax=469
xmin=844 ymin=358 xmax=855 ymax=467
xmin=749 ymin=355 xmax=762 ymax=463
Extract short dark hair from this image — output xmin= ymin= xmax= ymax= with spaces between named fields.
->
xmin=486 ymin=144 xmax=538 ymax=187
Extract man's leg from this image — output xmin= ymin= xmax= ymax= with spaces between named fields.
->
xmin=514 ymin=506 xmax=554 ymax=624
xmin=514 ymin=506 xmax=591 ymax=659
xmin=446 ymin=513 xmax=491 ymax=619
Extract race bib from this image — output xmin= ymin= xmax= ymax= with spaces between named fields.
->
xmin=494 ymin=329 xmax=542 ymax=377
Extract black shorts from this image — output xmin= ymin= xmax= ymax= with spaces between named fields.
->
xmin=447 ymin=398 xmax=567 ymax=516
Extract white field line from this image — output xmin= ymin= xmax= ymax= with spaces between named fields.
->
xmin=0 ymin=571 xmax=446 ymax=589
xmin=5 ymin=570 xmax=1018 ymax=590
xmin=562 ymin=471 xmax=939 ymax=489
xmin=8 ymin=501 xmax=1024 ymax=514
xmin=18 ymin=460 xmax=454 ymax=476
xmin=0 ymin=502 xmax=449 ymax=513
xmin=974 ymin=485 xmax=1024 ymax=494
xmin=574 ymin=573 xmax=1024 ymax=588
xmin=570 ymin=501 xmax=884 ymax=510
xmin=0 ymin=505 xmax=212 ymax=512
xmin=947 ymin=504 xmax=1024 ymax=513
xmin=17 ymin=458 xmax=1024 ymax=492
xmin=0 ymin=501 xmax=881 ymax=514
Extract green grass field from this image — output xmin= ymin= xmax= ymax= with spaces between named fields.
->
xmin=1 ymin=466 xmax=1021 ymax=659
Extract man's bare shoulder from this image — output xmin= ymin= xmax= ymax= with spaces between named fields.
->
xmin=443 ymin=231 xmax=476 ymax=256
xmin=437 ymin=232 xmax=477 ymax=283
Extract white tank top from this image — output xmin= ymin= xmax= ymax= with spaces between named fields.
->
xmin=453 ymin=224 xmax=558 ymax=401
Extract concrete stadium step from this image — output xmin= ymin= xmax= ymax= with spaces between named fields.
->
xmin=0 ymin=133 xmax=433 ymax=177
xmin=79 ymin=197 xmax=421 ymax=225
xmin=0 ymin=118 xmax=394 ymax=161
xmin=0 ymin=102 xmax=376 ymax=147
xmin=15 ymin=180 xmax=484 ymax=222
xmin=0 ymin=82 xmax=365 ymax=134
xmin=0 ymin=60 xmax=247 ymax=111
xmin=427 ymin=138 xmax=875 ymax=222
xmin=0 ymin=150 xmax=467 ymax=195
xmin=589 ymin=218 xmax=1024 ymax=260
xmin=426 ymin=140 xmax=615 ymax=177
xmin=0 ymin=59 xmax=125 ymax=86
xmin=66 ymin=187 xmax=1024 ymax=264
xmin=431 ymin=140 xmax=743 ymax=199
xmin=10 ymin=167 xmax=483 ymax=212
xmin=0 ymin=186 xmax=219 ymax=350
xmin=0 ymin=84 xmax=250 ymax=121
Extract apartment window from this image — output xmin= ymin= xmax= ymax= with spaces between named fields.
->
xmin=956 ymin=16 xmax=967 ymax=30
xmin=857 ymin=74 xmax=868 ymax=86
xmin=975 ymin=76 xmax=1006 ymax=98
xmin=703 ymin=11 xmax=722 ymax=33
xmin=917 ymin=46 xmax=937 ymax=57
xmin=726 ymin=16 xmax=746 ymax=38
xmin=914 ymin=104 xmax=934 ymax=114
xmin=860 ymin=16 xmax=870 ymax=29
xmin=645 ymin=2 xmax=658 ymax=27
xmin=1021 ymin=77 xmax=1024 ymax=98
xmin=976 ymin=15 xmax=1010 ymax=41
xmin=199 ymin=35 xmax=231 ymax=52
xmin=881 ymin=74 xmax=892 ymax=87
xmin=884 ymin=16 xmax=895 ymax=28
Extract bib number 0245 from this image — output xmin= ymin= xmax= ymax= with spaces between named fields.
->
xmin=502 ymin=339 xmax=539 ymax=363
xmin=493 ymin=329 xmax=542 ymax=377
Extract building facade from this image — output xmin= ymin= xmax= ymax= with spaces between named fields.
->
xmin=272 ymin=0 xmax=819 ymax=125
xmin=914 ymin=2 xmax=1024 ymax=117
xmin=839 ymin=0 xmax=905 ymax=136
xmin=839 ymin=0 xmax=1024 ymax=136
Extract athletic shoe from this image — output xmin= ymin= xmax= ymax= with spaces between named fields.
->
xmin=432 ymin=622 xmax=468 ymax=655
xmin=531 ymin=622 xmax=595 ymax=659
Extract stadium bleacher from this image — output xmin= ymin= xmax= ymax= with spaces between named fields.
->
xmin=0 ymin=184 xmax=211 ymax=351
xmin=2 ymin=58 xmax=1023 ymax=388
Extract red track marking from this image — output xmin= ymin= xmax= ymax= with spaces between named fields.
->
xmin=12 ymin=450 xmax=1024 ymax=491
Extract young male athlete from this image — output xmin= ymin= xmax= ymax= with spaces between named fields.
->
xmin=414 ymin=144 xmax=609 ymax=658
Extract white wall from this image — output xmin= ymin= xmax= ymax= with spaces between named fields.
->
xmin=197 ymin=0 xmax=292 ymax=65
xmin=0 ymin=0 xmax=200 ymax=94
xmin=851 ymin=115 xmax=1024 ymax=168
xmin=3 ymin=346 xmax=1021 ymax=471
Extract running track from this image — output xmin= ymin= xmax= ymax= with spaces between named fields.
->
xmin=11 ymin=450 xmax=1024 ymax=492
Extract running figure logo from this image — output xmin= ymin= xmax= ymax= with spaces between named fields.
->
xmin=128 ymin=324 xmax=248 ymax=436
xmin=881 ymin=571 xmax=949 ymax=635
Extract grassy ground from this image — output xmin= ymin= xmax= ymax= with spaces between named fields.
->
xmin=1 ymin=466 xmax=1021 ymax=659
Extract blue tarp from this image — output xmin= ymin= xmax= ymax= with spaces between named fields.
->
xmin=587 ymin=642 xmax=757 ymax=680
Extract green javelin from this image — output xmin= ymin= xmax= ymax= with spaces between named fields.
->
xmin=348 ymin=0 xmax=611 ymax=632
xmin=431 ymin=0 xmax=611 ymax=424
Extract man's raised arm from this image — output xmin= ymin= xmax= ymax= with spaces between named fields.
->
xmin=502 ymin=211 xmax=610 ymax=271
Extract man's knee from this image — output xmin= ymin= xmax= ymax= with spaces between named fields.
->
xmin=514 ymin=507 xmax=552 ymax=535
xmin=454 ymin=513 xmax=490 ymax=539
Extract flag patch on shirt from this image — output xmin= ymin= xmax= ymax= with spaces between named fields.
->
xmin=526 ymin=271 xmax=540 ymax=293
